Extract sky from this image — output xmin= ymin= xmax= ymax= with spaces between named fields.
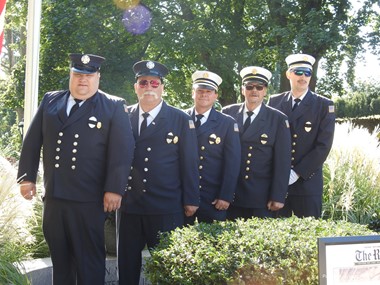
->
xmin=350 ymin=0 xmax=380 ymax=82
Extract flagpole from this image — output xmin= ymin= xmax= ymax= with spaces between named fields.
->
xmin=23 ymin=0 xmax=41 ymax=138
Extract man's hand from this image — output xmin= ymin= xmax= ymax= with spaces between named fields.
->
xmin=212 ymin=199 xmax=230 ymax=211
xmin=267 ymin=200 xmax=284 ymax=211
xmin=20 ymin=181 xmax=36 ymax=200
xmin=104 ymin=192 xmax=122 ymax=212
xmin=184 ymin=205 xmax=199 ymax=217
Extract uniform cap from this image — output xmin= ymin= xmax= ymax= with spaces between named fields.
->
xmin=240 ymin=66 xmax=272 ymax=85
xmin=69 ymin=53 xmax=105 ymax=74
xmin=133 ymin=60 xmax=169 ymax=79
xmin=192 ymin=70 xmax=222 ymax=91
xmin=286 ymin=54 xmax=315 ymax=70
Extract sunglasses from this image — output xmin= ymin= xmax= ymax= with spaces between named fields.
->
xmin=293 ymin=70 xmax=312 ymax=77
xmin=137 ymin=79 xmax=161 ymax=88
xmin=244 ymin=84 xmax=265 ymax=91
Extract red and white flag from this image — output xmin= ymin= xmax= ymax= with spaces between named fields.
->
xmin=0 ymin=0 xmax=7 ymax=55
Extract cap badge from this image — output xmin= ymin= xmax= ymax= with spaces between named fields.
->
xmin=303 ymin=56 xmax=309 ymax=61
xmin=81 ymin=55 xmax=90 ymax=64
xmin=251 ymin=68 xmax=257 ymax=75
xmin=146 ymin=61 xmax=155 ymax=69
xmin=203 ymin=72 xmax=209 ymax=78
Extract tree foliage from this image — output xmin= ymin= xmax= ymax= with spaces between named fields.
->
xmin=0 ymin=0 xmax=379 ymax=158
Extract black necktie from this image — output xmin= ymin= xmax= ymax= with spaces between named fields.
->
xmin=140 ymin=112 xmax=150 ymax=134
xmin=292 ymin=98 xmax=301 ymax=111
xmin=195 ymin=114 xmax=204 ymax=128
xmin=69 ymin=99 xmax=83 ymax=117
xmin=243 ymin=111 xmax=253 ymax=132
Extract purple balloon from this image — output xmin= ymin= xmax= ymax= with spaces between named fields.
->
xmin=122 ymin=4 xmax=152 ymax=35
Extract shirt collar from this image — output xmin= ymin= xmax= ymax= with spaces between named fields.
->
xmin=194 ymin=107 xmax=212 ymax=121
xmin=139 ymin=100 xmax=163 ymax=120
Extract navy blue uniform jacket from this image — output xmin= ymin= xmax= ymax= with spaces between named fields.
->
xmin=222 ymin=103 xmax=291 ymax=208
xmin=17 ymin=90 xmax=135 ymax=202
xmin=267 ymin=90 xmax=335 ymax=196
xmin=186 ymin=107 xmax=241 ymax=204
xmin=122 ymin=101 xmax=200 ymax=215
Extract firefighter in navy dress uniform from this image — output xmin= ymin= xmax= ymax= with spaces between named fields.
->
xmin=17 ymin=53 xmax=135 ymax=285
xmin=184 ymin=70 xmax=241 ymax=224
xmin=267 ymin=54 xmax=335 ymax=218
xmin=222 ymin=66 xmax=291 ymax=219
xmin=118 ymin=60 xmax=200 ymax=285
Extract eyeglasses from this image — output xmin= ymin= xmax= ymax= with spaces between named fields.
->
xmin=137 ymin=79 xmax=161 ymax=88
xmin=244 ymin=84 xmax=265 ymax=91
xmin=292 ymin=70 xmax=312 ymax=77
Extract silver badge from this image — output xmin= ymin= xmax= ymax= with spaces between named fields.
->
xmin=305 ymin=121 xmax=312 ymax=132
xmin=209 ymin=134 xmax=217 ymax=145
xmin=88 ymin=116 xmax=97 ymax=128
xmin=146 ymin=61 xmax=155 ymax=69
xmin=260 ymin=133 xmax=268 ymax=145
xmin=81 ymin=55 xmax=90 ymax=64
xmin=208 ymin=134 xmax=221 ymax=145
xmin=166 ymin=132 xmax=174 ymax=144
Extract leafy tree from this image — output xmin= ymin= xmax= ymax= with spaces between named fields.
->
xmin=1 ymin=0 xmax=380 ymax=159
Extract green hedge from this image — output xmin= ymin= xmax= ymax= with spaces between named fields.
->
xmin=145 ymin=217 xmax=377 ymax=285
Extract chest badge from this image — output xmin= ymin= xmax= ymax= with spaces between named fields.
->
xmin=166 ymin=132 xmax=179 ymax=144
xmin=260 ymin=133 xmax=268 ymax=145
xmin=88 ymin=116 xmax=99 ymax=129
xmin=304 ymin=121 xmax=312 ymax=132
xmin=208 ymin=133 xmax=221 ymax=145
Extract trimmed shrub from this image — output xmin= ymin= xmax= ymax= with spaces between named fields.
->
xmin=144 ymin=217 xmax=377 ymax=285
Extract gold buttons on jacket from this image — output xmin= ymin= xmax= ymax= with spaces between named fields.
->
xmin=242 ymin=146 xmax=254 ymax=180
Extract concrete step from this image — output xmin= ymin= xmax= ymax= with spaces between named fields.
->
xmin=18 ymin=251 xmax=151 ymax=285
